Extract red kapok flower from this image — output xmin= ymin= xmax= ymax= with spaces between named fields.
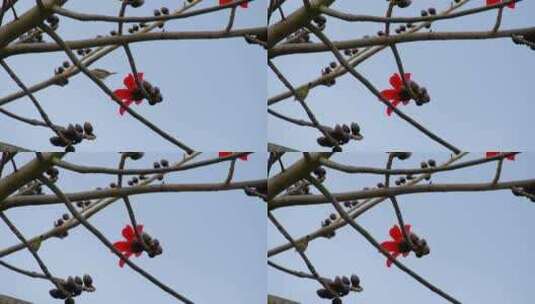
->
xmin=219 ymin=152 xmax=248 ymax=161
xmin=486 ymin=0 xmax=515 ymax=9
xmin=113 ymin=224 xmax=145 ymax=267
xmin=113 ymin=73 xmax=145 ymax=116
xmin=485 ymin=152 xmax=516 ymax=160
xmin=219 ymin=0 xmax=248 ymax=8
xmin=380 ymin=73 xmax=412 ymax=116
xmin=381 ymin=224 xmax=412 ymax=267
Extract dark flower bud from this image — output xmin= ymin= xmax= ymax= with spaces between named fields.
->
xmin=332 ymin=298 xmax=342 ymax=304
xmin=350 ymin=122 xmax=360 ymax=135
xmin=350 ymin=274 xmax=360 ymax=287
xmin=317 ymin=136 xmax=332 ymax=147
xmin=83 ymin=122 xmax=94 ymax=135
xmin=50 ymin=136 xmax=68 ymax=147
xmin=317 ymin=288 xmax=335 ymax=299
xmin=83 ymin=274 xmax=93 ymax=287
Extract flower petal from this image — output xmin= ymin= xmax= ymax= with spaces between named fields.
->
xmin=389 ymin=225 xmax=402 ymax=241
xmin=386 ymin=252 xmax=400 ymax=268
xmin=381 ymin=241 xmax=400 ymax=253
xmin=114 ymin=89 xmax=133 ymax=101
xmin=113 ymin=241 xmax=130 ymax=252
xmin=122 ymin=225 xmax=135 ymax=240
xmin=389 ymin=73 xmax=402 ymax=89
xmin=219 ymin=152 xmax=233 ymax=158
xmin=380 ymin=89 xmax=399 ymax=101
xmin=386 ymin=100 xmax=401 ymax=117
xmin=124 ymin=73 xmax=144 ymax=90
xmin=119 ymin=100 xmax=135 ymax=116
xmin=118 ymin=252 xmax=133 ymax=268
xmin=486 ymin=152 xmax=499 ymax=158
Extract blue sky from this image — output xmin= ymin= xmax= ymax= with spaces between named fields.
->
xmin=268 ymin=0 xmax=535 ymax=151
xmin=0 ymin=152 xmax=266 ymax=303
xmin=268 ymin=152 xmax=535 ymax=303
xmin=0 ymin=0 xmax=266 ymax=151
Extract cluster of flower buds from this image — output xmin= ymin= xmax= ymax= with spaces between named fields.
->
xmin=46 ymin=14 xmax=60 ymax=30
xmin=398 ymin=78 xmax=431 ymax=106
xmin=75 ymin=47 xmax=92 ymax=57
xmin=49 ymin=122 xmax=95 ymax=151
xmin=53 ymin=60 xmax=72 ymax=86
xmin=343 ymin=48 xmax=359 ymax=57
xmin=132 ymin=80 xmax=164 ymax=106
xmin=317 ymin=122 xmax=361 ymax=150
xmin=321 ymin=61 xmax=338 ymax=86
xmin=408 ymin=231 xmax=431 ymax=258
xmin=140 ymin=231 xmax=164 ymax=258
xmin=153 ymin=7 xmax=170 ymax=28
xmin=420 ymin=8 xmax=437 ymax=28
xmin=152 ymin=159 xmax=169 ymax=168
xmin=342 ymin=199 xmax=359 ymax=209
xmin=53 ymin=213 xmax=71 ymax=238
xmin=49 ymin=274 xmax=94 ymax=304
xmin=127 ymin=176 xmax=140 ymax=186
xmin=418 ymin=159 xmax=436 ymax=180
xmin=316 ymin=274 xmax=361 ymax=304
xmin=154 ymin=6 xmax=170 ymax=16
xmin=75 ymin=200 xmax=92 ymax=209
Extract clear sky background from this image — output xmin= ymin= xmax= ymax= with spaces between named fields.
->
xmin=268 ymin=0 xmax=535 ymax=152
xmin=268 ymin=152 xmax=535 ymax=303
xmin=0 ymin=0 xmax=266 ymax=151
xmin=0 ymin=152 xmax=266 ymax=303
